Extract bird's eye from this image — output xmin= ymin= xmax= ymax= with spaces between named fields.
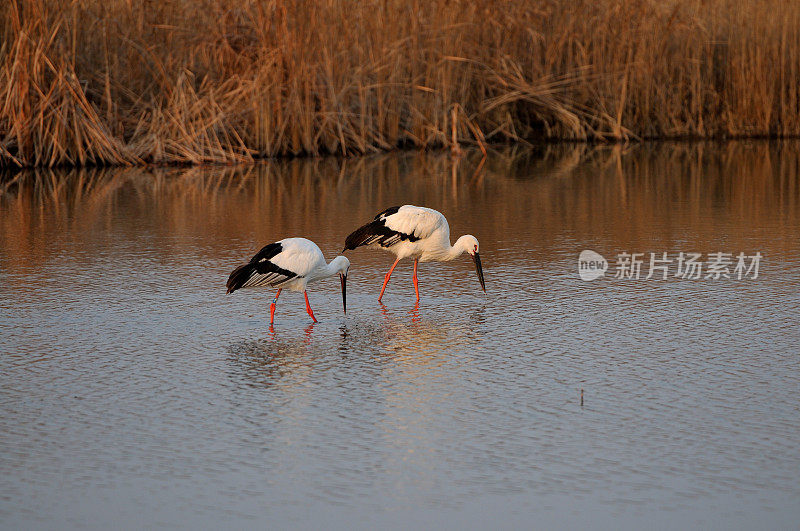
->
xmin=474 ymin=245 xmax=478 ymax=252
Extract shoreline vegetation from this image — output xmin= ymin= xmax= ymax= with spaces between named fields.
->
xmin=1 ymin=0 xmax=799 ymax=169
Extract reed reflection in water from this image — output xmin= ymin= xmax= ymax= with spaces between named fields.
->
xmin=1 ymin=142 xmax=799 ymax=528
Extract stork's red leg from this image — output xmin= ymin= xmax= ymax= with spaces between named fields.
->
xmin=304 ymin=291 xmax=318 ymax=322
xmin=270 ymin=289 xmax=282 ymax=324
xmin=378 ymin=257 xmax=401 ymax=302
xmin=413 ymin=258 xmax=420 ymax=301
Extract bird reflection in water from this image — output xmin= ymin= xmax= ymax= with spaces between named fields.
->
xmin=408 ymin=302 xmax=421 ymax=324
xmin=227 ymin=328 xmax=318 ymax=389
xmin=378 ymin=301 xmax=421 ymax=325
xmin=387 ymin=301 xmax=422 ymax=324
xmin=375 ymin=302 xmax=471 ymax=365
xmin=227 ymin=340 xmax=292 ymax=389
xmin=303 ymin=322 xmax=316 ymax=344
xmin=267 ymin=321 xmax=316 ymax=344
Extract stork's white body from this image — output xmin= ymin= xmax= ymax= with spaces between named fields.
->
xmin=226 ymin=237 xmax=349 ymax=324
xmin=241 ymin=237 xmax=340 ymax=292
xmin=378 ymin=206 xmax=454 ymax=262
xmin=344 ymin=205 xmax=485 ymax=301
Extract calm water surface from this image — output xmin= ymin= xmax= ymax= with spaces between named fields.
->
xmin=1 ymin=143 xmax=799 ymax=529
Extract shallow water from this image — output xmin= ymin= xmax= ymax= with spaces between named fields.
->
xmin=1 ymin=142 xmax=799 ymax=529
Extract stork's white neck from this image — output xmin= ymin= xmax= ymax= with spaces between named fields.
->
xmin=314 ymin=255 xmax=350 ymax=279
xmin=445 ymin=235 xmax=479 ymax=261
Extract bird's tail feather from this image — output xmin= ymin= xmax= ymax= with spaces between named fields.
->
xmin=344 ymin=221 xmax=383 ymax=251
xmin=226 ymin=263 xmax=255 ymax=294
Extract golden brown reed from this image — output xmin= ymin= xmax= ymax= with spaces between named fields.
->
xmin=2 ymin=0 xmax=799 ymax=168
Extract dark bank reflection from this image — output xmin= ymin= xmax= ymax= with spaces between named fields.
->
xmin=2 ymin=141 xmax=799 ymax=274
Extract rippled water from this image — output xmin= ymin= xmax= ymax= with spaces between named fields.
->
xmin=1 ymin=142 xmax=799 ymax=529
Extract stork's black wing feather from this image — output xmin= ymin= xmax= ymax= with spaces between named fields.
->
xmin=373 ymin=206 xmax=401 ymax=220
xmin=226 ymin=242 xmax=298 ymax=294
xmin=249 ymin=242 xmax=283 ymax=264
xmin=343 ymin=206 xmax=419 ymax=251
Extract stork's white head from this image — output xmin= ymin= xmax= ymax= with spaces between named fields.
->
xmin=329 ymin=255 xmax=351 ymax=276
xmin=454 ymin=235 xmax=485 ymax=292
xmin=455 ymin=234 xmax=480 ymax=256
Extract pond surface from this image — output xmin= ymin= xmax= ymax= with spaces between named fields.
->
xmin=1 ymin=142 xmax=799 ymax=529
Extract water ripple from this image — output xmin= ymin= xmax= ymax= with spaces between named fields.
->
xmin=2 ymin=144 xmax=799 ymax=528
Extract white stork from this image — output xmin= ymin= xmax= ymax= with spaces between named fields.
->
xmin=343 ymin=205 xmax=485 ymax=302
xmin=226 ymin=237 xmax=349 ymax=324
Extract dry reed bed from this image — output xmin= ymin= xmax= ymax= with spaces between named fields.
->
xmin=1 ymin=0 xmax=799 ymax=168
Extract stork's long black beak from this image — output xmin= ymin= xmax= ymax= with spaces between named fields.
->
xmin=340 ymin=273 xmax=347 ymax=314
xmin=472 ymin=252 xmax=485 ymax=292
